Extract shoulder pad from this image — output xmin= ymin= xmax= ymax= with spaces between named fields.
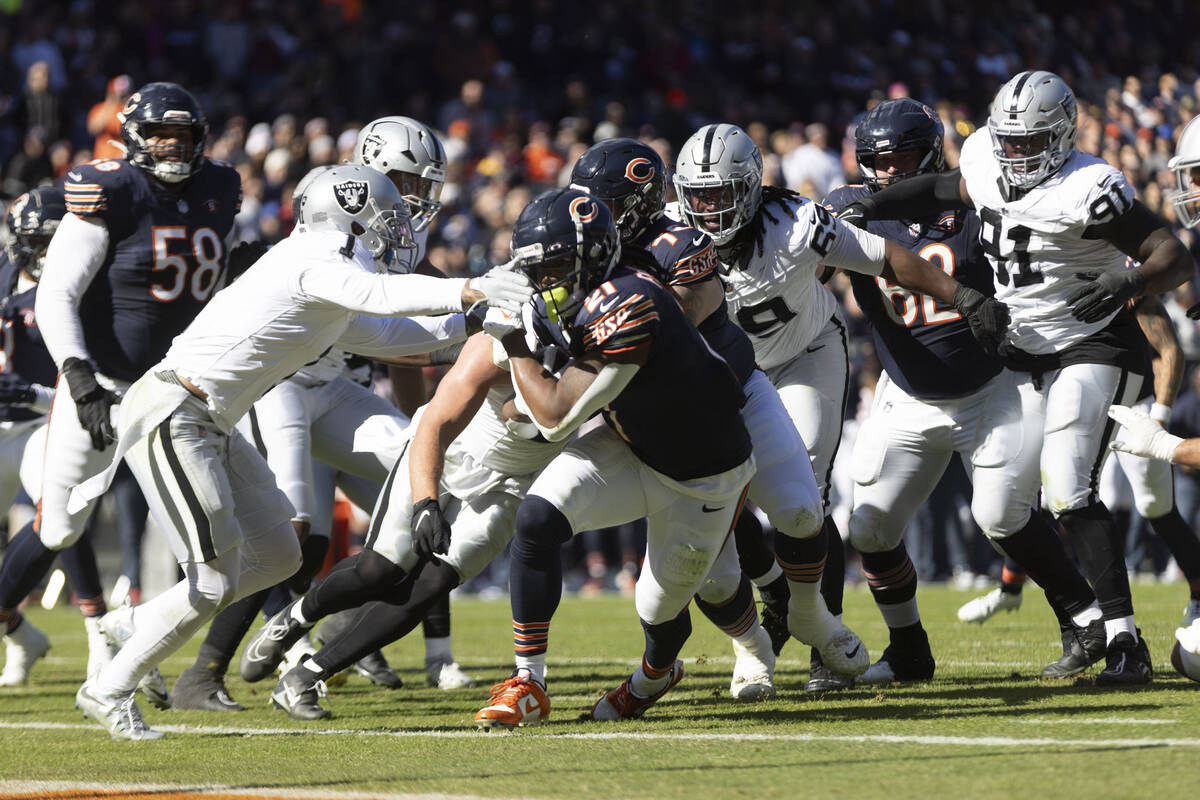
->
xmin=64 ymin=159 xmax=133 ymax=217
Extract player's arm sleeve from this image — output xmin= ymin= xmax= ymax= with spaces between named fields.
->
xmin=300 ymin=265 xmax=468 ymax=316
xmin=818 ymin=214 xmax=888 ymax=276
xmin=856 ymin=169 xmax=970 ymax=220
xmin=514 ymin=360 xmax=640 ymax=442
xmin=34 ymin=213 xmax=110 ymax=366
xmin=1087 ymin=191 xmax=1193 ymax=297
xmin=336 ymin=313 xmax=468 ymax=358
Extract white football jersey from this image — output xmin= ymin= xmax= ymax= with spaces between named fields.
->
xmin=959 ymin=129 xmax=1135 ymax=354
xmin=670 ymin=196 xmax=886 ymax=369
xmin=162 ymin=228 xmax=467 ymax=432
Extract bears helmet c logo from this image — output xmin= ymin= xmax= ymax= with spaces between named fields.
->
xmin=624 ymin=158 xmax=654 ymax=184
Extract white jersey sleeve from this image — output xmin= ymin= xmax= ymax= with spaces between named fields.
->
xmin=34 ymin=213 xmax=109 ymax=367
xmin=959 ymin=130 xmax=1135 ymax=354
xmin=298 ymin=259 xmax=466 ymax=317
xmin=336 ymin=313 xmax=467 ymax=359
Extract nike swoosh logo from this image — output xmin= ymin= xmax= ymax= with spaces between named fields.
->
xmin=415 ymin=509 xmax=433 ymax=530
xmin=844 ymin=643 xmax=862 ymax=660
xmin=701 ymin=504 xmax=725 ymax=513
xmin=68 ymin=171 xmax=82 ymax=181
xmin=806 ymin=344 xmax=826 ymax=353
xmin=597 ymin=296 xmax=621 ymax=313
xmin=692 ymin=235 xmax=706 ymax=247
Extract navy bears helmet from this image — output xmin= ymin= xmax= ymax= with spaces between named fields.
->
xmin=512 ymin=187 xmax=621 ymax=326
xmin=117 ymin=82 xmax=209 ymax=184
xmin=855 ymin=98 xmax=945 ymax=191
xmin=569 ymin=138 xmax=666 ymax=242
xmin=4 ymin=186 xmax=66 ymax=280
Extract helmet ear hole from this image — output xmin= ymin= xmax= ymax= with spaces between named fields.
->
xmin=351 ymin=221 xmax=366 ymax=236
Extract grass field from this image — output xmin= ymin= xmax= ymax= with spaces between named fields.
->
xmin=1 ymin=581 xmax=1198 ymax=800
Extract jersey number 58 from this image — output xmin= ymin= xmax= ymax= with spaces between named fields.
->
xmin=151 ymin=226 xmax=224 ymax=302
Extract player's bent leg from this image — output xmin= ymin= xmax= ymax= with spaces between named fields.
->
xmin=695 ymin=539 xmax=775 ymax=700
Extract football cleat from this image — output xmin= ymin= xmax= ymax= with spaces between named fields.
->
xmin=1181 ymin=598 xmax=1200 ymax=627
xmin=427 ymin=658 xmax=476 ymax=690
xmin=475 ymin=673 xmax=550 ymax=730
xmin=1096 ymin=630 xmax=1153 ymax=687
xmin=787 ymin=602 xmax=869 ymax=678
xmin=855 ymin=628 xmax=936 ymax=686
xmin=76 ymin=681 xmax=164 ymax=740
xmin=0 ymin=618 xmax=50 ymax=686
xmin=957 ymin=587 xmax=1022 ymax=624
xmin=171 ymin=665 xmax=245 ymax=712
xmin=84 ymin=615 xmax=117 ymax=679
xmin=270 ymin=666 xmax=331 ymax=720
xmin=805 ymin=649 xmax=854 ymax=693
xmin=1040 ymin=619 xmax=1106 ymax=679
xmin=591 ymin=660 xmax=684 ymax=721
xmin=757 ymin=575 xmax=791 ymax=656
xmin=240 ymin=601 xmax=311 ymax=683
xmin=98 ymin=604 xmax=170 ymax=709
xmin=354 ymin=650 xmax=403 ymax=689
xmin=729 ymin=627 xmax=776 ymax=701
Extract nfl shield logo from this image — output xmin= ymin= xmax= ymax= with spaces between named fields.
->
xmin=334 ymin=180 xmax=369 ymax=214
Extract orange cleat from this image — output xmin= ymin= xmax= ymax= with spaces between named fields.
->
xmin=590 ymin=660 xmax=684 ymax=720
xmin=474 ymin=673 xmax=550 ymax=730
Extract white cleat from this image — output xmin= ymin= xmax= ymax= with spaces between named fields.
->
xmin=729 ymin=626 xmax=776 ymax=701
xmin=427 ymin=659 xmax=477 ymax=689
xmin=789 ymin=604 xmax=869 ymax=679
xmin=84 ymin=615 xmax=117 ymax=679
xmin=0 ymin=619 xmax=51 ymax=686
xmin=76 ymin=681 xmax=164 ymax=740
xmin=98 ymin=604 xmax=171 ymax=709
xmin=956 ymin=587 xmax=1022 ymax=624
xmin=854 ymin=659 xmax=899 ymax=686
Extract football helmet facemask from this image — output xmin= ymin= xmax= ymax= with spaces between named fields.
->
xmin=673 ymin=124 xmax=763 ymax=246
xmin=4 ymin=186 xmax=66 ymax=281
xmin=511 ymin=188 xmax=621 ymax=327
xmin=987 ymin=70 xmax=1078 ymax=190
xmin=118 ymin=82 xmax=209 ymax=184
xmin=1168 ymin=116 xmax=1200 ymax=229
xmin=294 ymin=165 xmax=417 ymax=274
xmin=352 ymin=116 xmax=446 ymax=232
xmin=855 ymin=98 xmax=945 ymax=190
xmin=569 ymin=138 xmax=666 ymax=242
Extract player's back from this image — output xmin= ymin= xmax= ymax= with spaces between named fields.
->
xmin=64 ymin=157 xmax=241 ymax=381
xmin=0 ymin=253 xmax=56 ymax=421
xmin=826 ymin=183 xmax=1000 ymax=398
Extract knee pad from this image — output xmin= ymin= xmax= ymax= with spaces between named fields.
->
xmin=189 ymin=565 xmax=238 ymax=617
xmin=767 ymin=503 xmax=823 ymax=541
xmin=695 ymin=570 xmax=740 ymax=605
xmin=847 ymin=504 xmax=899 ymax=553
xmin=515 ymin=496 xmax=573 ymax=547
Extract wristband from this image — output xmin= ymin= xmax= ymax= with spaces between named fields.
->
xmin=1150 ymin=403 xmax=1173 ymax=425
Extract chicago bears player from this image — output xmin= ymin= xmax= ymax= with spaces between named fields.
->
xmin=570 ymin=137 xmax=835 ymax=697
xmin=671 ymin=122 xmax=1009 ymax=690
xmin=67 ymin=164 xmax=531 ymax=740
xmin=472 ymin=188 xmax=757 ymax=728
xmin=829 ymin=99 xmax=1106 ymax=684
xmin=846 ymin=71 xmax=1195 ymax=684
xmin=0 ymin=84 xmax=243 ymax=709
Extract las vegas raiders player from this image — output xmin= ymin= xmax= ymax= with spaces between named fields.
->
xmin=827 ymin=98 xmax=1105 ymax=684
xmin=671 ymin=122 xmax=1010 ymax=690
xmin=844 ymin=71 xmax=1195 ymax=685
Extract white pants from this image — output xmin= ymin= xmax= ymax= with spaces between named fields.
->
xmin=849 ymin=368 xmax=1035 ymax=549
xmin=763 ymin=315 xmax=848 ymax=515
xmin=0 ymin=417 xmax=44 ymax=509
xmin=528 ymin=424 xmax=754 ymax=625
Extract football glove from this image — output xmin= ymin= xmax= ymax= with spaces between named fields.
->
xmin=836 ymin=201 xmax=871 ymax=229
xmin=61 ymin=357 xmax=117 ymax=451
xmin=0 ymin=372 xmax=35 ymax=406
xmin=468 ymin=264 xmax=535 ymax=313
xmin=226 ymin=240 xmax=269 ymax=282
xmin=411 ymin=497 xmax=451 ymax=561
xmin=482 ymin=305 xmax=524 ymax=342
xmin=952 ymin=285 xmax=1009 ymax=357
xmin=1065 ymin=269 xmax=1145 ymax=323
xmin=1108 ymin=405 xmax=1183 ymax=463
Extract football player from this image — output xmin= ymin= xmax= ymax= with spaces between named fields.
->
xmin=67 ymin=164 xmax=532 ymax=740
xmin=475 ymin=188 xmax=759 ymax=727
xmin=0 ymin=84 xmax=245 ymax=708
xmin=828 ymin=99 xmax=1106 ymax=684
xmin=845 ymin=71 xmax=1195 ymax=684
xmin=671 ymin=122 xmax=1010 ymax=689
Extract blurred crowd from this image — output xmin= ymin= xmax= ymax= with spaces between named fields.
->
xmin=5 ymin=0 xmax=1200 ymax=593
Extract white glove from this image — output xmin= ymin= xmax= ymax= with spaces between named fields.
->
xmin=482 ymin=305 xmax=524 ymax=341
xmin=468 ymin=264 xmax=534 ymax=313
xmin=1108 ymin=404 xmax=1183 ymax=463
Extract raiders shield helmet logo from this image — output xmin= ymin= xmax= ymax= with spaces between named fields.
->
xmin=335 ymin=180 xmax=369 ymax=214
xmin=360 ymin=134 xmax=385 ymax=166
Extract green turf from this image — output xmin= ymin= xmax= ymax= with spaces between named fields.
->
xmin=1 ymin=582 xmax=1198 ymax=799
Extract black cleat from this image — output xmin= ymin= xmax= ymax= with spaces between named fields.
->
xmin=1096 ymin=630 xmax=1153 ymax=687
xmin=757 ymin=575 xmax=791 ymax=656
xmin=171 ymin=665 xmax=246 ymax=712
xmin=856 ymin=627 xmax=935 ymax=685
xmin=805 ymin=648 xmax=853 ymax=693
xmin=353 ymin=650 xmax=403 ymax=689
xmin=270 ymin=666 xmax=331 ymax=720
xmin=240 ymin=601 xmax=311 ymax=683
xmin=1041 ymin=619 xmax=1106 ymax=678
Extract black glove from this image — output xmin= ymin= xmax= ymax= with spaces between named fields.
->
xmin=836 ymin=200 xmax=871 ymax=230
xmin=1064 ymin=269 xmax=1145 ymax=323
xmin=227 ymin=240 xmax=269 ymax=282
xmin=952 ymin=285 xmax=1010 ymax=357
xmin=61 ymin=357 xmax=117 ymax=451
xmin=1186 ymin=302 xmax=1200 ymax=320
xmin=411 ymin=497 xmax=451 ymax=561
xmin=0 ymin=372 xmax=35 ymax=406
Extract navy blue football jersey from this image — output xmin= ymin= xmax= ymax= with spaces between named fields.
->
xmin=0 ymin=253 xmax=57 ymax=421
xmin=825 ymin=184 xmax=1000 ymax=398
xmin=531 ymin=263 xmax=751 ymax=482
xmin=64 ymin=157 xmax=241 ymax=381
xmin=635 ymin=215 xmax=758 ymax=386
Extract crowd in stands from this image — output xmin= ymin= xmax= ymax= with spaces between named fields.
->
xmin=5 ymin=0 xmax=1200 ymax=592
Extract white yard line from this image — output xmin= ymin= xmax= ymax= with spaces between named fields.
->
xmin=0 ymin=780 xmax=493 ymax=800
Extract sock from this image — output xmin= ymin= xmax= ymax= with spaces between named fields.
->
xmin=1148 ymin=508 xmax=1200 ymax=594
xmin=285 ymin=534 xmax=331 ymax=596
xmin=860 ymin=543 xmax=920 ymax=629
xmin=694 ymin=575 xmax=757 ymax=638
xmin=2 ymin=609 xmax=22 ymax=635
xmin=509 ymin=497 xmax=572 ymax=665
xmin=1104 ymin=615 xmax=1137 ymax=643
xmin=514 ymin=655 xmax=546 ymax=686
xmin=421 ymin=591 xmax=451 ymax=639
xmin=752 ymin=561 xmax=784 ymax=586
xmin=425 ymin=635 xmax=453 ymax=663
xmin=775 ymin=529 xmax=830 ymax=629
xmin=1072 ymin=605 xmax=1103 ymax=628
xmin=998 ymin=511 xmax=1096 ymax=618
xmin=631 ymin=607 xmax=691 ymax=696
xmin=0 ymin=522 xmax=58 ymax=609
xmin=59 ymin=533 xmax=104 ymax=610
xmin=1057 ymin=502 xmax=1134 ymax=620
xmin=819 ymin=517 xmax=846 ymax=617
xmin=192 ymin=588 xmax=270 ymax=675
xmin=1000 ymin=561 xmax=1026 ymax=594
xmin=733 ymin=511 xmax=777 ymax=583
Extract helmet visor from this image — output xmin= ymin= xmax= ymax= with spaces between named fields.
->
xmin=676 ymin=179 xmax=749 ymax=243
xmin=393 ymin=173 xmax=444 ymax=232
xmin=1171 ymin=165 xmax=1200 ymax=229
